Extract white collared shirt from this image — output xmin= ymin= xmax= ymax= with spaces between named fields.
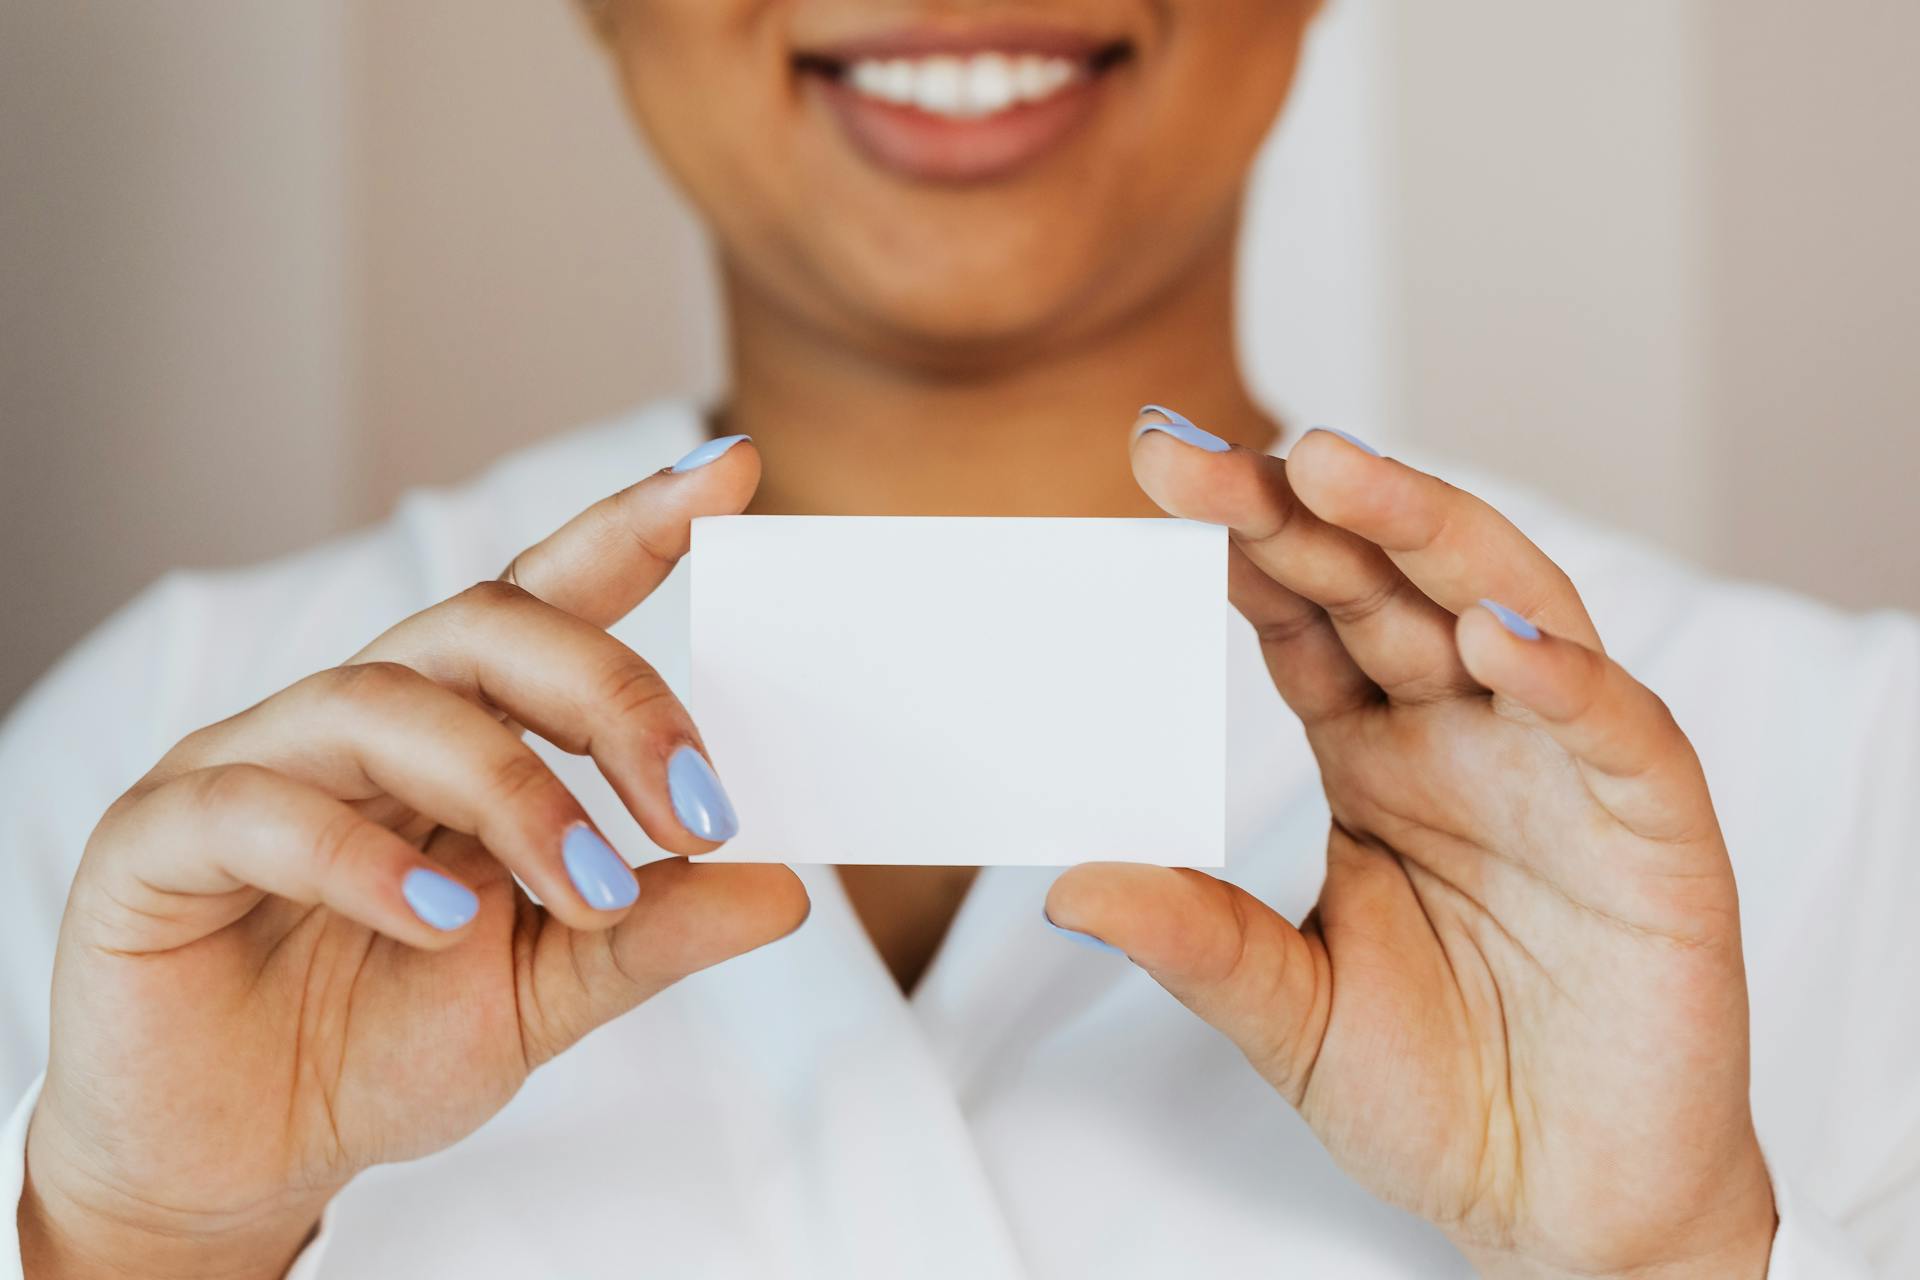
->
xmin=3 ymin=402 xmax=1910 ymax=1276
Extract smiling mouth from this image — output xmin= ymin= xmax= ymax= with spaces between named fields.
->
xmin=795 ymin=42 xmax=1132 ymax=120
xmin=793 ymin=33 xmax=1135 ymax=183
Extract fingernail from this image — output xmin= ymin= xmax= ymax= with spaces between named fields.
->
xmin=1044 ymin=911 xmax=1125 ymax=957
xmin=1306 ymin=426 xmax=1382 ymax=457
xmin=668 ymin=745 xmax=740 ymax=842
xmin=1134 ymin=404 xmax=1230 ymax=454
xmin=562 ymin=824 xmax=640 ymax=910
xmin=669 ymin=434 xmax=750 ymax=474
xmin=402 ymin=868 xmax=479 ymax=931
xmin=1478 ymin=599 xmax=1541 ymax=641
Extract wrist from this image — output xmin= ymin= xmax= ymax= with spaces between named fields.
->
xmin=19 ymin=1173 xmax=327 ymax=1280
xmin=1457 ymin=1134 xmax=1779 ymax=1280
xmin=1461 ymin=1204 xmax=1777 ymax=1280
xmin=1466 ymin=1242 xmax=1774 ymax=1280
xmin=19 ymin=1118 xmax=334 ymax=1280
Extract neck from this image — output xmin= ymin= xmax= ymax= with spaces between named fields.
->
xmin=716 ymin=226 xmax=1277 ymax=519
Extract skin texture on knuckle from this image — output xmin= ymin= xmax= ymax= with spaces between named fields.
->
xmin=586 ymin=657 xmax=695 ymax=769
xmin=510 ymin=944 xmax=559 ymax=1073
xmin=590 ymin=490 xmax=688 ymax=571
xmin=94 ymin=770 xmax=170 ymax=830
xmin=461 ymin=577 xmax=534 ymax=609
xmin=321 ymin=659 xmax=425 ymax=711
xmin=1251 ymin=608 xmax=1330 ymax=653
xmin=184 ymin=761 xmax=279 ymax=822
xmin=150 ymin=721 xmax=231 ymax=779
xmin=1322 ymin=573 xmax=1417 ymax=631
xmin=137 ymin=698 xmax=292 ymax=790
xmin=305 ymin=802 xmax=376 ymax=891
xmin=443 ymin=578 xmax=534 ymax=631
xmin=593 ymin=655 xmax=678 ymax=722
xmin=483 ymin=748 xmax=576 ymax=839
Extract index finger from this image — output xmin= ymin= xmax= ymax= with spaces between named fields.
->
xmin=501 ymin=433 xmax=758 ymax=627
xmin=1282 ymin=429 xmax=1603 ymax=649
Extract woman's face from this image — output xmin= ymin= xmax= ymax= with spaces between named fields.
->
xmin=596 ymin=2 xmax=1319 ymax=367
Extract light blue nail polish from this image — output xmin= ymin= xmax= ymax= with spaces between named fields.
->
xmin=1307 ymin=426 xmax=1383 ymax=457
xmin=669 ymin=434 xmax=750 ymax=474
xmin=668 ymin=745 xmax=740 ymax=842
xmin=1134 ymin=404 xmax=1230 ymax=454
xmin=402 ymin=867 xmax=479 ymax=931
xmin=562 ymin=825 xmax=640 ymax=910
xmin=1478 ymin=598 xmax=1541 ymax=641
xmin=1044 ymin=912 xmax=1125 ymax=957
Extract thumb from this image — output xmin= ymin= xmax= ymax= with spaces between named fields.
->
xmin=495 ymin=433 xmax=760 ymax=630
xmin=1045 ymin=864 xmax=1329 ymax=1104
xmin=506 ymin=850 xmax=809 ymax=1068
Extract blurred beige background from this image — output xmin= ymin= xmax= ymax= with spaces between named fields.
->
xmin=3 ymin=1 xmax=1916 ymax=714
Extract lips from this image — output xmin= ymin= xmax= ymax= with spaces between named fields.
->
xmin=793 ymin=27 xmax=1134 ymax=183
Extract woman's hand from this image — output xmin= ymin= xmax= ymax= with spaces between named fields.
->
xmin=19 ymin=438 xmax=807 ymax=1280
xmin=1047 ymin=413 xmax=1776 ymax=1278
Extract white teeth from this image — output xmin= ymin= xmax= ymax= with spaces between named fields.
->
xmin=1014 ymin=53 xmax=1066 ymax=101
xmin=842 ymin=51 xmax=1084 ymax=118
xmin=1013 ymin=53 xmax=1059 ymax=100
xmin=879 ymin=59 xmax=916 ymax=103
xmin=849 ymin=60 xmax=892 ymax=97
xmin=964 ymin=52 xmax=1016 ymax=116
xmin=914 ymin=55 xmax=965 ymax=114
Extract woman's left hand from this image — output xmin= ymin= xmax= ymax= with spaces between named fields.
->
xmin=1047 ymin=413 xmax=1777 ymax=1278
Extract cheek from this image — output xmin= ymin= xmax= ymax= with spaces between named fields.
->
xmin=610 ymin=1 xmax=790 ymax=208
xmin=1155 ymin=1 xmax=1313 ymax=166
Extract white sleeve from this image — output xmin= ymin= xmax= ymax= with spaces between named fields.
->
xmin=1765 ymin=1172 xmax=1874 ymax=1278
xmin=1761 ymin=614 xmax=1920 ymax=1276
xmin=1661 ymin=603 xmax=1920 ymax=1277
xmin=0 ymin=1103 xmax=1882 ymax=1279
xmin=0 ymin=1075 xmax=38 ymax=1280
xmin=0 ymin=578 xmax=196 ymax=1102
xmin=284 ymin=1211 xmax=336 ymax=1280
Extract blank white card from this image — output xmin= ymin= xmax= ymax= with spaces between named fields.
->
xmin=689 ymin=516 xmax=1225 ymax=866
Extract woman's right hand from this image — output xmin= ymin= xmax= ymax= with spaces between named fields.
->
xmin=17 ymin=437 xmax=806 ymax=1280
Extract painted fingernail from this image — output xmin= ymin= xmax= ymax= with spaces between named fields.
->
xmin=670 ymin=434 xmax=751 ymax=474
xmin=1134 ymin=404 xmax=1230 ymax=454
xmin=563 ymin=824 xmax=640 ymax=910
xmin=1307 ymin=426 xmax=1382 ymax=457
xmin=1044 ymin=911 xmax=1125 ymax=957
xmin=668 ymin=745 xmax=740 ymax=843
xmin=402 ymin=868 xmax=479 ymax=931
xmin=1478 ymin=599 xmax=1541 ymax=641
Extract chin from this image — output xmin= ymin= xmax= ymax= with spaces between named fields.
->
xmin=828 ymin=220 xmax=1124 ymax=355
